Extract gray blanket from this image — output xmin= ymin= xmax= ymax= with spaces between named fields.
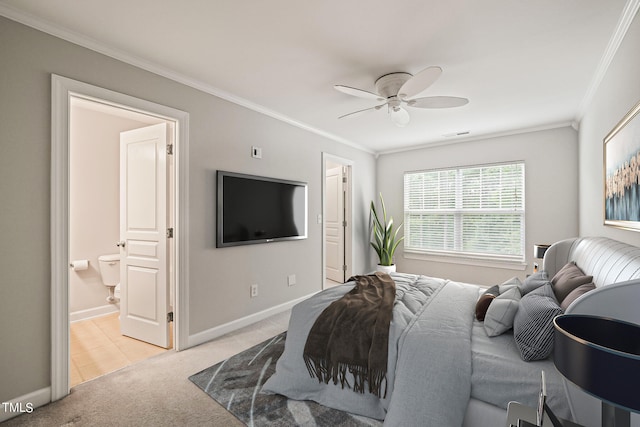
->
xmin=384 ymin=279 xmax=478 ymax=426
xmin=262 ymin=273 xmax=479 ymax=424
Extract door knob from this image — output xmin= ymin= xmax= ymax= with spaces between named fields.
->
xmin=116 ymin=241 xmax=126 ymax=248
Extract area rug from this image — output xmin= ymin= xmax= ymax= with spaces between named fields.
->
xmin=189 ymin=332 xmax=382 ymax=426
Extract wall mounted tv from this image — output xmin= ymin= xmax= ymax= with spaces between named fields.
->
xmin=216 ymin=171 xmax=308 ymax=247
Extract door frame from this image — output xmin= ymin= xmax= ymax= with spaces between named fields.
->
xmin=321 ymin=153 xmax=353 ymax=288
xmin=51 ymin=75 xmax=190 ymax=401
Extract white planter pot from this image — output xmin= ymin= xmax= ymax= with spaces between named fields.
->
xmin=376 ymin=264 xmax=396 ymax=274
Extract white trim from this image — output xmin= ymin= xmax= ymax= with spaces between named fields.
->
xmin=0 ymin=387 xmax=51 ymax=422
xmin=187 ymin=293 xmax=314 ymax=348
xmin=50 ymin=75 xmax=70 ymax=402
xmin=575 ymin=0 xmax=640 ymax=122
xmin=70 ymin=305 xmax=119 ymax=323
xmin=51 ymin=75 xmax=190 ymax=401
xmin=0 ymin=3 xmax=371 ymax=155
xmin=403 ymin=250 xmax=527 ymax=271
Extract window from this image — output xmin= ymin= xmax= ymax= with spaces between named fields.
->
xmin=404 ymin=162 xmax=525 ymax=262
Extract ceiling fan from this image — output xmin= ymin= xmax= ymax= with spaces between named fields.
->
xmin=334 ymin=66 xmax=468 ymax=127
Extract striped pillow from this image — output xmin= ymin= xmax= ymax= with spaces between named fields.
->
xmin=513 ymin=284 xmax=563 ymax=361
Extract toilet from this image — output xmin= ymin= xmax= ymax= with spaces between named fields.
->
xmin=98 ymin=253 xmax=121 ymax=302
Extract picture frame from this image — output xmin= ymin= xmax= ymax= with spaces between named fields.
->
xmin=604 ymin=100 xmax=640 ymax=231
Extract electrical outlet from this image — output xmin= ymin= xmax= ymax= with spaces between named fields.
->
xmin=287 ymin=274 xmax=296 ymax=286
xmin=250 ymin=284 xmax=259 ymax=298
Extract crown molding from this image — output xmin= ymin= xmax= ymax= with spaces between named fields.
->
xmin=575 ymin=0 xmax=640 ymax=122
xmin=0 ymin=4 xmax=373 ymax=155
xmin=377 ymin=121 xmax=575 ymax=156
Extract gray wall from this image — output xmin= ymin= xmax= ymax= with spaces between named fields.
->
xmin=376 ymin=126 xmax=580 ymax=286
xmin=578 ymin=8 xmax=640 ymax=247
xmin=0 ymin=16 xmax=376 ymax=402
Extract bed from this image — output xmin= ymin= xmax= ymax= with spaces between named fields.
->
xmin=262 ymin=237 xmax=640 ymax=427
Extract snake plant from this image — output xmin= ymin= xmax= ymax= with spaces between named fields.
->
xmin=370 ymin=193 xmax=404 ymax=266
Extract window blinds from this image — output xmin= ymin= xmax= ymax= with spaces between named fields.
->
xmin=404 ymin=162 xmax=525 ymax=261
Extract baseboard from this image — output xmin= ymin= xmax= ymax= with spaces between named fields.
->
xmin=186 ymin=292 xmax=315 ymax=349
xmin=69 ymin=304 xmax=119 ymax=323
xmin=0 ymin=386 xmax=51 ymax=422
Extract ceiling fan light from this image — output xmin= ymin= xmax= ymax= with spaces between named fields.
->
xmin=389 ymin=105 xmax=410 ymax=127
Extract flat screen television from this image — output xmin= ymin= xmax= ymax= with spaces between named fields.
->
xmin=216 ymin=170 xmax=308 ymax=247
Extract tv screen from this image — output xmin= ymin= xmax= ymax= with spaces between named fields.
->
xmin=216 ymin=171 xmax=308 ymax=247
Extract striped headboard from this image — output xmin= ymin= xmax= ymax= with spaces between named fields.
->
xmin=543 ymin=236 xmax=640 ymax=325
xmin=542 ymin=236 xmax=640 ymax=288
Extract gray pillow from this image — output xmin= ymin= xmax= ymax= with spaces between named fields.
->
xmin=560 ymin=282 xmax=596 ymax=311
xmin=551 ymin=262 xmax=593 ymax=303
xmin=484 ymin=286 xmax=521 ymax=337
xmin=513 ymin=284 xmax=563 ymax=361
xmin=498 ymin=276 xmax=522 ymax=294
xmin=519 ymin=271 xmax=550 ymax=295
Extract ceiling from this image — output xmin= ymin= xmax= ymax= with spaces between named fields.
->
xmin=0 ymin=0 xmax=632 ymax=153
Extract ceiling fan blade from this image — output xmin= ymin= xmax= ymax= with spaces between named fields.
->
xmin=338 ymin=104 xmax=385 ymax=119
xmin=334 ymin=85 xmax=384 ymax=101
xmin=407 ymin=96 xmax=469 ymax=109
xmin=398 ymin=66 xmax=442 ymax=99
xmin=389 ymin=106 xmax=410 ymax=127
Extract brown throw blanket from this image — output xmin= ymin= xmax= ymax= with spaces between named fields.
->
xmin=303 ymin=272 xmax=396 ymax=398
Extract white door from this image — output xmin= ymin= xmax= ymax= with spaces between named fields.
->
xmin=119 ymin=123 xmax=171 ymax=348
xmin=325 ymin=166 xmax=346 ymax=282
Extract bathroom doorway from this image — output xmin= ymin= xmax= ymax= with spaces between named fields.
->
xmin=51 ymin=75 xmax=190 ymax=400
xmin=68 ymin=98 xmax=173 ymax=386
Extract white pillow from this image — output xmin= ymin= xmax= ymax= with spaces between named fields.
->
xmin=484 ymin=286 xmax=521 ymax=337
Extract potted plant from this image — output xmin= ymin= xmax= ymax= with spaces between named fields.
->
xmin=370 ymin=193 xmax=404 ymax=273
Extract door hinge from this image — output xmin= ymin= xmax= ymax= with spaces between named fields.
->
xmin=167 ymin=144 xmax=173 ymax=155
xmin=342 ymin=264 xmax=347 ymax=271
xmin=342 ymin=220 xmax=347 ymax=227
xmin=167 ymin=311 xmax=174 ymax=322
xmin=167 ymin=228 xmax=174 ymax=238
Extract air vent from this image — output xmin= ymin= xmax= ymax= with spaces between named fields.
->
xmin=443 ymin=131 xmax=470 ymax=138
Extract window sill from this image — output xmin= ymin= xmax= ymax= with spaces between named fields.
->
xmin=403 ymin=250 xmax=527 ymax=271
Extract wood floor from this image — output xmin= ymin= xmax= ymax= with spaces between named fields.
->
xmin=70 ymin=312 xmax=171 ymax=387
